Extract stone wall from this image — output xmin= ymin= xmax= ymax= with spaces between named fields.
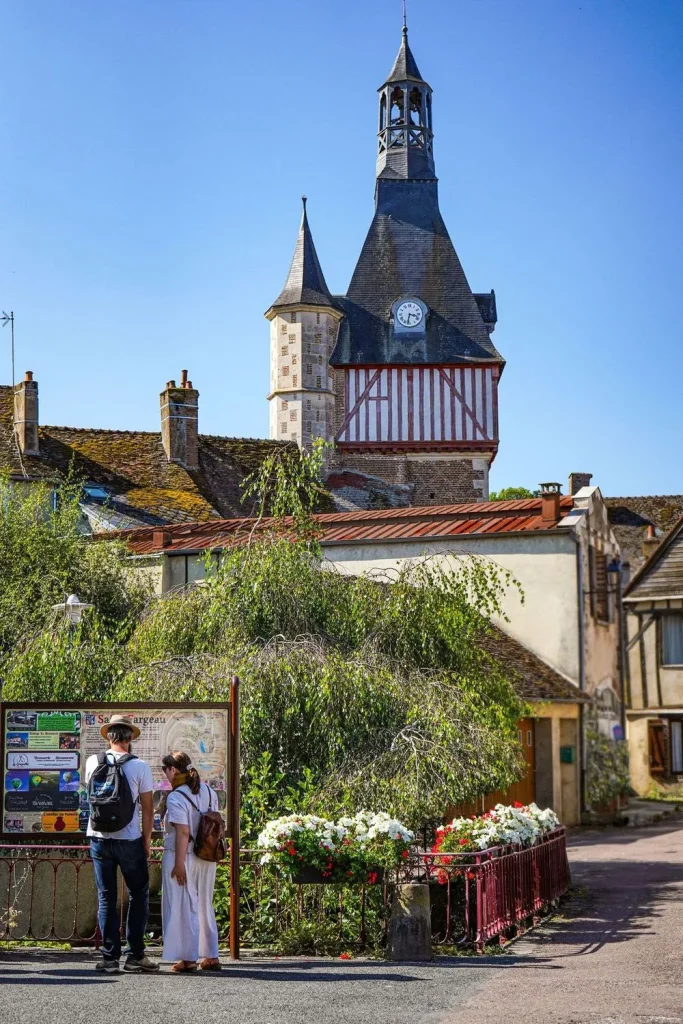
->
xmin=331 ymin=451 xmax=489 ymax=506
xmin=269 ymin=309 xmax=338 ymax=448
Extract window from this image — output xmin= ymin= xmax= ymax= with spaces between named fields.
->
xmin=281 ymin=345 xmax=288 ymax=356
xmin=663 ymin=615 xmax=683 ymax=666
xmin=289 ymin=313 xmax=297 ymax=323
xmin=589 ymin=546 xmax=609 ymax=622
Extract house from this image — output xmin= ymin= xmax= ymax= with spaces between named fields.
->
xmin=0 ymin=371 xmax=289 ymax=530
xmin=113 ymin=478 xmax=622 ymax=823
xmin=605 ymin=494 xmax=683 ymax=573
xmin=623 ymin=515 xmax=683 ymax=793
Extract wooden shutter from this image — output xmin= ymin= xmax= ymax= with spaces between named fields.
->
xmin=648 ymin=721 xmax=666 ymax=776
xmin=595 ymin=552 xmax=608 ymax=621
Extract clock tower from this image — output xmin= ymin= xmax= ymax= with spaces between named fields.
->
xmin=268 ymin=19 xmax=504 ymax=506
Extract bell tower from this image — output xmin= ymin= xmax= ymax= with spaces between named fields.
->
xmin=376 ymin=18 xmax=435 ymax=181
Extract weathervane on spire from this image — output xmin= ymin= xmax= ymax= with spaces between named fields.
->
xmin=403 ymin=0 xmax=407 ymax=35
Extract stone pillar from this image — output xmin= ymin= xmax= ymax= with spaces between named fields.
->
xmin=388 ymin=883 xmax=432 ymax=961
xmin=14 ymin=371 xmax=39 ymax=456
xmin=160 ymin=370 xmax=199 ymax=469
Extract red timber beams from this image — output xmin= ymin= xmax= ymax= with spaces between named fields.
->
xmin=336 ymin=365 xmax=500 ymax=447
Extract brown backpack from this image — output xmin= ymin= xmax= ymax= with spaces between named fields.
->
xmin=178 ymin=785 xmax=227 ymax=863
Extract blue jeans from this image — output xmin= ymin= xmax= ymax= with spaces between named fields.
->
xmin=90 ymin=837 xmax=150 ymax=961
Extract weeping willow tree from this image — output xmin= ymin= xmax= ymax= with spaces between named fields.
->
xmin=2 ymin=443 xmax=527 ymax=829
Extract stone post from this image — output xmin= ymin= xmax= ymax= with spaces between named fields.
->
xmin=388 ymin=882 xmax=432 ymax=961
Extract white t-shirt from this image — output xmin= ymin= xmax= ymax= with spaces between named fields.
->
xmin=85 ymin=751 xmax=154 ymax=840
xmin=164 ymin=783 xmax=217 ymax=853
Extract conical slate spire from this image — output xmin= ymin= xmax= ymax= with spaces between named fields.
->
xmin=383 ymin=23 xmax=426 ymax=85
xmin=270 ymin=197 xmax=334 ymax=309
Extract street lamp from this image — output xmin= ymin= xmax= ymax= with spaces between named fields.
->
xmin=51 ymin=593 xmax=93 ymax=625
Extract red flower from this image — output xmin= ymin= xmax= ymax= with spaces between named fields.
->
xmin=401 ymin=849 xmax=409 ymax=860
xmin=459 ymin=838 xmax=468 ymax=846
xmin=514 ymin=801 xmax=524 ymax=809
xmin=339 ymin=952 xmax=352 ymax=960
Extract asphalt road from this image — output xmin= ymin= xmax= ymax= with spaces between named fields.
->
xmin=2 ymin=818 xmax=683 ymax=1024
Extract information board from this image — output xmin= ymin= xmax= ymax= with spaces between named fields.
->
xmin=1 ymin=702 xmax=231 ymax=838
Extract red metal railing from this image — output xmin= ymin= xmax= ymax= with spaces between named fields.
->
xmin=420 ymin=827 xmax=570 ymax=949
xmin=0 ymin=829 xmax=568 ymax=951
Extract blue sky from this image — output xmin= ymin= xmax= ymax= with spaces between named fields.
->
xmin=1 ymin=0 xmax=682 ymax=496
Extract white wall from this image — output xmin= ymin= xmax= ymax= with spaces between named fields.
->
xmin=323 ymin=532 xmax=580 ymax=683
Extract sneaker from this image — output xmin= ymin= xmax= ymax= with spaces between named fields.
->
xmin=95 ymin=959 xmax=120 ymax=974
xmin=123 ymin=955 xmax=160 ymax=973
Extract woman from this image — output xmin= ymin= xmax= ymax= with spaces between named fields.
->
xmin=160 ymin=751 xmax=221 ymax=973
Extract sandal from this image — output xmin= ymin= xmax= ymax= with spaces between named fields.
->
xmin=199 ymin=958 xmax=221 ymax=971
xmin=171 ymin=960 xmax=198 ymax=973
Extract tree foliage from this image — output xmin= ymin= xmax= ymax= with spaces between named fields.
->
xmin=488 ymin=486 xmax=539 ymax=501
xmin=2 ymin=451 xmax=528 ymax=829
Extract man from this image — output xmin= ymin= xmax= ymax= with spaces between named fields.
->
xmin=86 ymin=714 xmax=159 ymax=975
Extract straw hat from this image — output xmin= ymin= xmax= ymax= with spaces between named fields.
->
xmin=100 ymin=714 xmax=141 ymax=740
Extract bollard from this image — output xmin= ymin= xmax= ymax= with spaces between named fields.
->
xmin=388 ymin=882 xmax=432 ymax=961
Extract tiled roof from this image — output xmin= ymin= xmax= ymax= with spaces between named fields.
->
xmin=481 ymin=626 xmax=589 ymax=704
xmin=0 ymin=385 xmax=289 ymax=527
xmin=383 ymin=28 xmax=427 ymax=85
xmin=624 ymin=514 xmax=683 ymax=601
xmin=606 ymin=495 xmax=683 ymax=572
xmin=114 ymin=495 xmax=577 ymax=555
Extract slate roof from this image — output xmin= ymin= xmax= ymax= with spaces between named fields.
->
xmin=480 ymin=626 xmax=589 ymax=704
xmin=331 ymin=179 xmax=504 ymax=367
xmin=115 ymin=496 xmax=577 ymax=555
xmin=0 ymin=385 xmax=289 ymax=528
xmin=624 ymin=514 xmax=683 ymax=602
xmin=605 ymin=495 xmax=683 ymax=572
xmin=268 ymin=200 xmax=335 ymax=311
xmin=383 ymin=27 xmax=427 ymax=85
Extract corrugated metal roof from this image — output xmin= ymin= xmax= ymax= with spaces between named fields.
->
xmin=112 ymin=496 xmax=575 ymax=556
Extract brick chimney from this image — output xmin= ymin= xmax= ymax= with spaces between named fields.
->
xmin=568 ymin=472 xmax=592 ymax=495
xmin=539 ymin=482 xmax=562 ymax=524
xmin=14 ymin=371 xmax=39 ymax=456
xmin=160 ymin=370 xmax=199 ymax=470
xmin=642 ymin=524 xmax=660 ymax=561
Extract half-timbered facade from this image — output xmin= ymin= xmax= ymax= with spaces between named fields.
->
xmin=623 ymin=516 xmax=683 ymax=794
xmin=268 ymin=19 xmax=504 ymax=505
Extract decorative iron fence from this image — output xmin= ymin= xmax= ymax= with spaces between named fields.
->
xmin=0 ymin=829 xmax=569 ymax=952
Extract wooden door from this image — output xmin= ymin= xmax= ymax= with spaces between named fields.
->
xmin=648 ymin=721 xmax=666 ymax=776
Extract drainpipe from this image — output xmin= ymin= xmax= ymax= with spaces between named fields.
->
xmin=575 ymin=536 xmax=587 ymax=819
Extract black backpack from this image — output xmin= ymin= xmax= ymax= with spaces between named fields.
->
xmin=88 ymin=752 xmax=138 ymax=833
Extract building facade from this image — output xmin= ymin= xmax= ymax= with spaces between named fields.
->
xmin=268 ymin=23 xmax=503 ymax=505
xmin=623 ymin=516 xmax=683 ymax=794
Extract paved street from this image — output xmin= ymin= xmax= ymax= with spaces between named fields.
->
xmin=2 ymin=819 xmax=683 ymax=1024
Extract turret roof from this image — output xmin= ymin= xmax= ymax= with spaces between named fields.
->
xmin=269 ymin=198 xmax=334 ymax=311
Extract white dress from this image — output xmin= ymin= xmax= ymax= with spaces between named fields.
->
xmin=162 ymin=782 xmax=220 ymax=963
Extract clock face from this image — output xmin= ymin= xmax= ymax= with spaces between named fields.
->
xmin=396 ymin=301 xmax=424 ymax=328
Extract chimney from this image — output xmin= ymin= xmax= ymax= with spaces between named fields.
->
xmin=539 ymin=482 xmax=562 ymax=524
xmin=642 ymin=524 xmax=660 ymax=561
xmin=152 ymin=528 xmax=172 ymax=549
xmin=160 ymin=370 xmax=199 ymax=469
xmin=13 ymin=371 xmax=39 ymax=456
xmin=568 ymin=472 xmax=593 ymax=496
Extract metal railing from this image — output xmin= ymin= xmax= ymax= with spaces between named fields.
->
xmin=0 ymin=829 xmax=569 ymax=952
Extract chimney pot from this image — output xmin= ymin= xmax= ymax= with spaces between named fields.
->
xmin=166 ymin=380 xmax=176 ymax=389
xmin=152 ymin=529 xmax=172 ymax=549
xmin=180 ymin=369 xmax=188 ymax=387
xmin=539 ymin=482 xmax=562 ymax=525
xmin=14 ymin=373 xmax=39 ymax=456
xmin=643 ymin=523 xmax=660 ymax=560
xmin=568 ymin=472 xmax=592 ymax=495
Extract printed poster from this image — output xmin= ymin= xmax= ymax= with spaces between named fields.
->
xmin=2 ymin=705 xmax=229 ymax=837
